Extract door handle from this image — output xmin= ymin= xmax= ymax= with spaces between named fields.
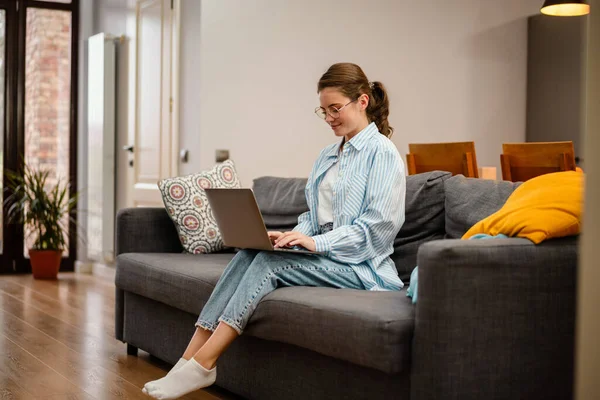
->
xmin=123 ymin=145 xmax=134 ymax=167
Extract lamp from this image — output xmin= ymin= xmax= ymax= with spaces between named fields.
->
xmin=541 ymin=1 xmax=590 ymax=16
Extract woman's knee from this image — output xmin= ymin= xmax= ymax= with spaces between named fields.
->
xmin=232 ymin=249 xmax=259 ymax=263
xmin=246 ymin=251 xmax=282 ymax=273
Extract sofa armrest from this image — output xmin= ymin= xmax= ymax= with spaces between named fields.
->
xmin=116 ymin=208 xmax=183 ymax=255
xmin=411 ymin=237 xmax=577 ymax=400
xmin=115 ymin=208 xmax=183 ymax=342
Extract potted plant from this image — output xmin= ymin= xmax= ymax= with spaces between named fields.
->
xmin=4 ymin=163 xmax=79 ymax=279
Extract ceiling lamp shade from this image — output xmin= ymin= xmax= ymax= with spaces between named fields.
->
xmin=541 ymin=1 xmax=590 ymax=16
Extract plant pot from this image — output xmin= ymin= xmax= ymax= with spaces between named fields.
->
xmin=28 ymin=249 xmax=62 ymax=279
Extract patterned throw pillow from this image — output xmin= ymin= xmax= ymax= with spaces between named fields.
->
xmin=158 ymin=160 xmax=241 ymax=254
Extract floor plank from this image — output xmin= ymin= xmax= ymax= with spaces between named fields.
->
xmin=0 ymin=368 xmax=34 ymax=399
xmin=0 ymin=334 xmax=95 ymax=399
xmin=0 ymin=310 xmax=149 ymax=399
xmin=0 ymin=292 xmax=221 ymax=400
xmin=0 ymin=273 xmax=238 ymax=400
xmin=4 ymin=275 xmax=116 ymax=321
xmin=0 ymin=280 xmax=115 ymax=339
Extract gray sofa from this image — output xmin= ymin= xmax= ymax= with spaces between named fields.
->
xmin=115 ymin=171 xmax=577 ymax=400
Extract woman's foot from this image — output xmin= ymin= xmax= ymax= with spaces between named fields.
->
xmin=143 ymin=358 xmax=216 ymax=399
xmin=142 ymin=358 xmax=188 ymax=395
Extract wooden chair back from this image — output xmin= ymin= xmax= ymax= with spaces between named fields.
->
xmin=500 ymin=141 xmax=576 ymax=182
xmin=407 ymin=141 xmax=479 ymax=178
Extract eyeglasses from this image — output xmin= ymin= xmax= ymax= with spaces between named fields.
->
xmin=314 ymin=99 xmax=357 ymax=120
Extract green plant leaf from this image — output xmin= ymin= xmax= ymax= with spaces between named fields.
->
xmin=3 ymin=163 xmax=81 ymax=251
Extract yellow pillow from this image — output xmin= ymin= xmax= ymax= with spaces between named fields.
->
xmin=462 ymin=171 xmax=583 ymax=244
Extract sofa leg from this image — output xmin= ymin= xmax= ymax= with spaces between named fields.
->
xmin=127 ymin=343 xmax=138 ymax=356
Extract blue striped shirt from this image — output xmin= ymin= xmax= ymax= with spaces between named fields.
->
xmin=293 ymin=122 xmax=406 ymax=291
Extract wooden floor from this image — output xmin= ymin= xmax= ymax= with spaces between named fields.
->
xmin=0 ymin=270 xmax=239 ymax=400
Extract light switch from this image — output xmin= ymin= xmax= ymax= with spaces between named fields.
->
xmin=180 ymin=149 xmax=189 ymax=163
xmin=216 ymin=149 xmax=229 ymax=162
xmin=478 ymin=167 xmax=497 ymax=180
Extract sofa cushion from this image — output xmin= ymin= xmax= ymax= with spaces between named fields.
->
xmin=115 ymin=253 xmax=414 ymax=375
xmin=391 ymin=171 xmax=452 ymax=282
xmin=116 ymin=253 xmax=236 ymax=313
xmin=248 ymin=286 xmax=414 ymax=375
xmin=252 ymin=176 xmax=309 ymax=231
xmin=444 ymin=175 xmax=521 ymax=239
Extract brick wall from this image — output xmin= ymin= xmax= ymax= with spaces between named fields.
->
xmin=25 ymin=8 xmax=71 ymax=185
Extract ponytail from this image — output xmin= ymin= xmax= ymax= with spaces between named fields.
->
xmin=366 ymin=81 xmax=393 ymax=138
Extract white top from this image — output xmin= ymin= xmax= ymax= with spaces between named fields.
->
xmin=317 ymin=161 xmax=339 ymax=225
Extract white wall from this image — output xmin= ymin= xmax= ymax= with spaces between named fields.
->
xmin=77 ymin=0 xmax=133 ymax=264
xmin=86 ymin=0 xmax=135 ymax=215
xmin=189 ymin=0 xmax=541 ymax=185
xmin=178 ymin=0 xmax=202 ymax=175
xmin=77 ymin=0 xmax=94 ymax=262
xmin=91 ymin=0 xmax=197 ymax=209
xmin=93 ymin=0 xmax=128 ymax=35
xmin=87 ymin=0 xmax=544 ymax=196
xmin=576 ymin=0 xmax=600 ymax=397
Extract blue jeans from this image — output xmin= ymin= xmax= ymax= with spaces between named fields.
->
xmin=196 ymin=249 xmax=364 ymax=334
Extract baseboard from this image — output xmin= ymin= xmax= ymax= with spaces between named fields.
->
xmin=75 ymin=260 xmax=93 ymax=274
xmin=92 ymin=261 xmax=116 ymax=280
xmin=75 ymin=260 xmax=115 ymax=280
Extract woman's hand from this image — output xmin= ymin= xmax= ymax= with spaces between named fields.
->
xmin=274 ymin=231 xmax=316 ymax=252
xmin=267 ymin=231 xmax=283 ymax=245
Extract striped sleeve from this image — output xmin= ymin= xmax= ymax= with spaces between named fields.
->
xmin=291 ymin=150 xmax=324 ymax=236
xmin=292 ymin=210 xmax=314 ymax=236
xmin=312 ymin=149 xmax=406 ymax=264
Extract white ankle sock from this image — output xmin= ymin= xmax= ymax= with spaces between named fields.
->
xmin=144 ymin=358 xmax=216 ymax=399
xmin=142 ymin=358 xmax=188 ymax=394
xmin=167 ymin=358 xmax=188 ymax=376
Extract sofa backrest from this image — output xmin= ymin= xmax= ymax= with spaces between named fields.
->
xmin=252 ymin=173 xmax=525 ymax=283
xmin=253 ymin=176 xmax=309 ymax=232
xmin=391 ymin=171 xmax=451 ymax=282
xmin=253 ymin=171 xmax=452 ymax=283
xmin=444 ymin=175 xmax=521 ymax=239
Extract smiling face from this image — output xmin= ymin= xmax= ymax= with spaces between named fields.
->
xmin=318 ymin=87 xmax=370 ymax=141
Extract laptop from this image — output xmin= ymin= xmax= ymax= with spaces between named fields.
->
xmin=204 ymin=188 xmax=322 ymax=255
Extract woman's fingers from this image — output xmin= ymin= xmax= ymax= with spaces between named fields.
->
xmin=275 ymin=232 xmax=301 ymax=248
xmin=275 ymin=233 xmax=315 ymax=252
xmin=274 ymin=231 xmax=290 ymax=244
xmin=289 ymin=237 xmax=316 ymax=252
xmin=268 ymin=231 xmax=283 ymax=244
xmin=274 ymin=236 xmax=292 ymax=248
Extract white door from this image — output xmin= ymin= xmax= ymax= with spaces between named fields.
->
xmin=126 ymin=0 xmax=179 ymax=207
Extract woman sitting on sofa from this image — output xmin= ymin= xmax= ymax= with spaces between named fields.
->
xmin=143 ymin=62 xmax=407 ymax=399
